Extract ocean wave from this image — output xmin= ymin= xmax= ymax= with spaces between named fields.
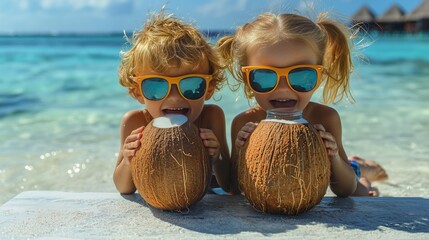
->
xmin=366 ymin=58 xmax=429 ymax=66
xmin=87 ymin=53 xmax=118 ymax=60
xmin=0 ymin=93 xmax=41 ymax=118
xmin=61 ymin=81 xmax=92 ymax=92
xmin=363 ymin=58 xmax=429 ymax=77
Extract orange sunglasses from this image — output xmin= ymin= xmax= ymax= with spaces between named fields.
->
xmin=241 ymin=65 xmax=324 ymax=94
xmin=132 ymin=74 xmax=213 ymax=101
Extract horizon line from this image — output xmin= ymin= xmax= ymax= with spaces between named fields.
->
xmin=0 ymin=29 xmax=234 ymax=37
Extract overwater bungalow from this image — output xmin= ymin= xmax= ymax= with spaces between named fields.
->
xmin=351 ymin=5 xmax=378 ymax=31
xmin=378 ymin=4 xmax=405 ymax=33
xmin=405 ymin=0 xmax=429 ymax=33
xmin=352 ymin=0 xmax=429 ymax=33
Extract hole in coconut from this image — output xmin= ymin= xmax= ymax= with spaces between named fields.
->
xmin=262 ymin=119 xmax=308 ymax=124
xmin=153 ymin=114 xmax=188 ymax=128
xmin=264 ymin=109 xmax=308 ymax=124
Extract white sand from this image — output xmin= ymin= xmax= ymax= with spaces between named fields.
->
xmin=0 ymin=191 xmax=427 ymax=239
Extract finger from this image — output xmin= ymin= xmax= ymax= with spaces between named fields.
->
xmin=199 ymin=128 xmax=211 ymax=133
xmin=318 ymin=131 xmax=335 ymax=142
xmin=235 ymin=139 xmax=245 ymax=147
xmin=203 ymin=139 xmax=219 ymax=148
xmin=244 ymin=122 xmax=258 ymax=127
xmin=237 ymin=131 xmax=250 ymax=140
xmin=313 ymin=124 xmax=325 ymax=131
xmin=199 ymin=129 xmax=219 ymax=142
xmin=127 ymin=140 xmax=141 ymax=149
xmin=325 ymin=146 xmax=339 ymax=157
xmin=131 ymin=126 xmax=145 ymax=134
xmin=327 ymin=149 xmax=337 ymax=156
xmin=200 ymin=131 xmax=216 ymax=140
xmin=207 ymin=148 xmax=218 ymax=156
xmin=242 ymin=122 xmax=258 ymax=133
xmin=122 ymin=149 xmax=136 ymax=158
xmin=324 ymin=140 xmax=338 ymax=151
xmin=125 ymin=133 xmax=142 ymax=143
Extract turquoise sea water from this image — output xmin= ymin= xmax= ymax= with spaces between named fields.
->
xmin=1 ymin=34 xmax=428 ymax=204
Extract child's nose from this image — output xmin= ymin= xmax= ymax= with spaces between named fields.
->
xmin=275 ymin=76 xmax=293 ymax=92
xmin=166 ymin=84 xmax=182 ymax=99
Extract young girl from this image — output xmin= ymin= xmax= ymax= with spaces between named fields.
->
xmin=218 ymin=12 xmax=386 ymax=197
xmin=113 ymin=12 xmax=230 ymax=194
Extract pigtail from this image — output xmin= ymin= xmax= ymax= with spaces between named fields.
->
xmin=217 ymin=36 xmax=240 ymax=81
xmin=217 ymin=36 xmax=234 ymax=63
xmin=217 ymin=35 xmax=246 ymax=93
xmin=317 ymin=15 xmax=354 ymax=104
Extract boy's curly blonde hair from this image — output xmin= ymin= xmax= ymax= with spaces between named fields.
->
xmin=119 ymin=12 xmax=225 ymax=98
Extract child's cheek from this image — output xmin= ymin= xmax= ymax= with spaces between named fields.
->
xmin=187 ymin=100 xmax=205 ymax=122
xmin=144 ymin=101 xmax=164 ymax=119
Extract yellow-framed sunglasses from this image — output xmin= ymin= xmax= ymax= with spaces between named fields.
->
xmin=241 ymin=65 xmax=324 ymax=94
xmin=132 ymin=74 xmax=213 ymax=101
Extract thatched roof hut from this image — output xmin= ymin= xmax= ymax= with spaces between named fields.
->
xmin=406 ymin=0 xmax=429 ymax=32
xmin=378 ymin=4 xmax=405 ymax=23
xmin=351 ymin=5 xmax=378 ymax=31
xmin=378 ymin=4 xmax=406 ymax=32
xmin=351 ymin=5 xmax=376 ymax=23
xmin=352 ymin=0 xmax=429 ymax=33
xmin=407 ymin=0 xmax=429 ymax=21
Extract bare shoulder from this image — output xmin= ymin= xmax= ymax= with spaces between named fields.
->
xmin=305 ymin=102 xmax=342 ymax=136
xmin=121 ymin=109 xmax=150 ymax=127
xmin=201 ymin=104 xmax=225 ymax=117
xmin=231 ymin=107 xmax=265 ymax=138
xmin=120 ymin=109 xmax=152 ymax=141
xmin=196 ymin=104 xmax=226 ymax=130
xmin=232 ymin=107 xmax=265 ymax=126
xmin=305 ymin=102 xmax=340 ymax=124
xmin=198 ymin=104 xmax=225 ymax=122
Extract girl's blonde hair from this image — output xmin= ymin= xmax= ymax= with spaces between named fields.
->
xmin=217 ymin=12 xmax=354 ymax=104
xmin=119 ymin=12 xmax=225 ymax=98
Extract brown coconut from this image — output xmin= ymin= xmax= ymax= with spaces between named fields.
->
xmin=131 ymin=114 xmax=211 ymax=211
xmin=238 ymin=119 xmax=330 ymax=215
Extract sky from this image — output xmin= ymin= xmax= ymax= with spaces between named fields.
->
xmin=0 ymin=0 xmax=424 ymax=34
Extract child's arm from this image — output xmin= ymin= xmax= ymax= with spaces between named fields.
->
xmin=313 ymin=108 xmax=357 ymax=197
xmin=113 ymin=110 xmax=146 ymax=194
xmin=199 ymin=105 xmax=231 ymax=192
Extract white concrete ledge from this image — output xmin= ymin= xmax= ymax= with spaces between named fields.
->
xmin=0 ymin=191 xmax=428 ymax=239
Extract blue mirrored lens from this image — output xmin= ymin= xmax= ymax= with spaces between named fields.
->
xmin=249 ymin=69 xmax=277 ymax=93
xmin=141 ymin=78 xmax=169 ymax=100
xmin=288 ymin=68 xmax=317 ymax=92
xmin=179 ymin=77 xmax=206 ymax=100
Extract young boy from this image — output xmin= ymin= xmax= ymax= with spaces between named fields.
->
xmin=113 ymin=12 xmax=230 ymax=194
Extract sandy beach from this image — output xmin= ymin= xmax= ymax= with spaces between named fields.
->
xmin=0 ymin=191 xmax=427 ymax=239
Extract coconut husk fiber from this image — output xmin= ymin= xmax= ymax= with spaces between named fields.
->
xmin=238 ymin=120 xmax=330 ymax=215
xmin=131 ymin=119 xmax=211 ymax=211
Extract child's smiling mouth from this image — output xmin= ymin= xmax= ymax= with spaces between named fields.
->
xmin=269 ymin=99 xmax=297 ymax=109
xmin=162 ymin=107 xmax=189 ymax=116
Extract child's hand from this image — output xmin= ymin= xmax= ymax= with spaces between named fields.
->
xmin=121 ymin=126 xmax=144 ymax=165
xmin=313 ymin=124 xmax=341 ymax=162
xmin=200 ymin=128 xmax=220 ymax=160
xmin=235 ymin=122 xmax=258 ymax=148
